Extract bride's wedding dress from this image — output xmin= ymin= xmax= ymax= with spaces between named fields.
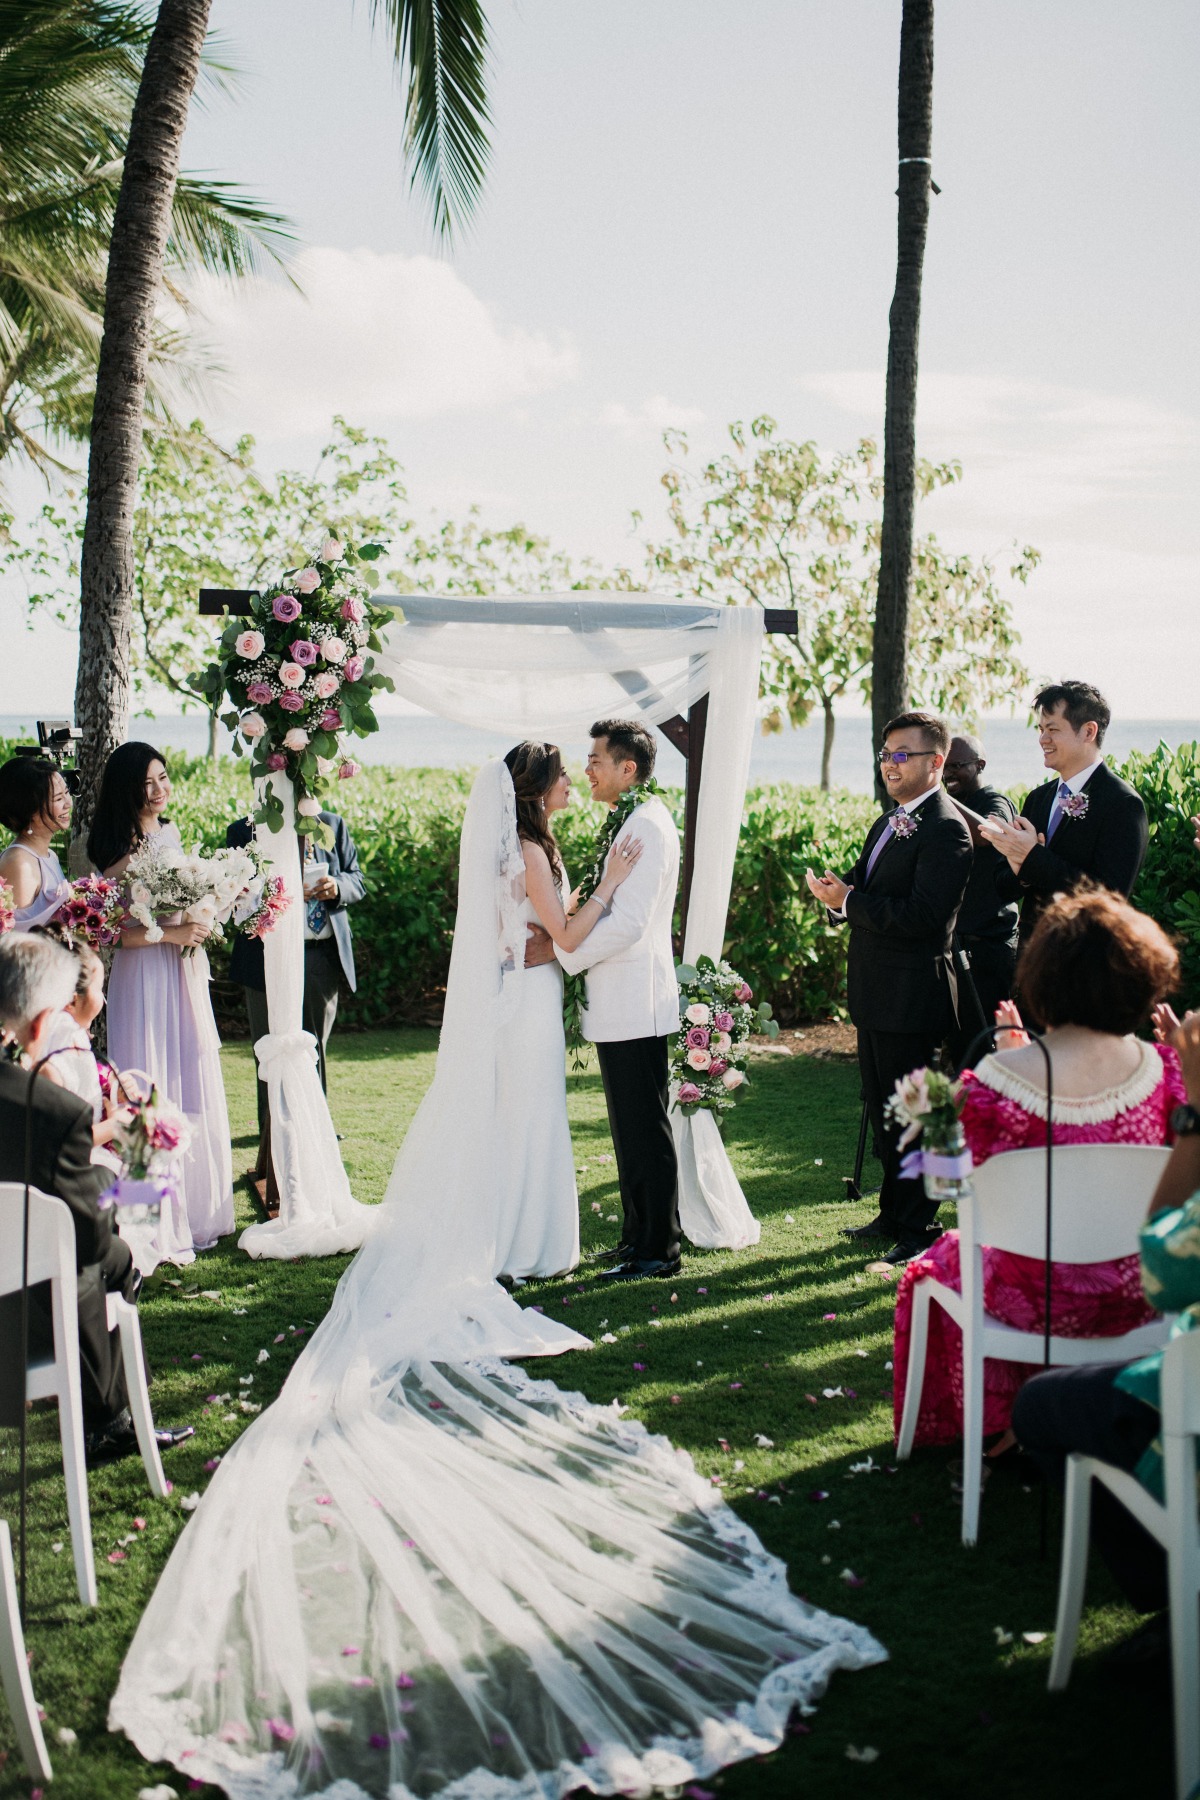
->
xmin=110 ymin=763 xmax=883 ymax=1798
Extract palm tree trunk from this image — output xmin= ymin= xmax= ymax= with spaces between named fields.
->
xmin=72 ymin=0 xmax=213 ymax=856
xmin=871 ymin=0 xmax=934 ymax=799
xmin=820 ymin=695 xmax=836 ymax=792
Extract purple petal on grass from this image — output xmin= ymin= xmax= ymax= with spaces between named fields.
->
xmin=369 ymin=1734 xmax=389 ymax=1750
xmin=396 ymin=1672 xmax=415 ymax=1689
xmin=632 ymin=1362 xmax=646 ymax=1371
xmin=696 ymin=1287 xmax=708 ymax=1294
xmin=267 ymin=1718 xmax=295 ymax=1742
xmin=809 ymin=1489 xmax=830 ymax=1502
xmin=822 ymin=1313 xmax=836 ymax=1322
xmin=845 ymin=1388 xmax=858 ymax=1399
xmin=341 ymin=1645 xmax=360 ymax=1656
xmin=729 ymin=1382 xmax=743 ymax=1390
xmin=351 ymin=1675 xmax=375 ymax=1688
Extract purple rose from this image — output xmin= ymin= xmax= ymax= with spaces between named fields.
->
xmin=266 ymin=752 xmax=287 ymax=772
xmin=340 ymin=595 xmax=365 ymax=623
xmin=708 ymin=1057 xmax=728 ymax=1077
xmin=289 ymin=638 xmax=318 ymax=667
xmin=319 ymin=707 xmax=342 ymax=730
xmin=677 ymin=1081 xmax=702 ymax=1104
xmin=685 ymin=1025 xmax=710 ymax=1050
xmin=343 ymin=654 xmax=365 ymax=683
xmin=278 ymin=691 xmax=304 ymax=713
xmin=272 ymin=594 xmax=302 ymax=623
xmin=734 ymin=982 xmax=752 ymax=1002
xmin=246 ymin=680 xmax=273 ymax=705
xmin=714 ymin=1011 xmax=734 ymax=1032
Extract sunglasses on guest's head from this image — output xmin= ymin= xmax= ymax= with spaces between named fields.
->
xmin=877 ymin=748 xmax=937 ymax=766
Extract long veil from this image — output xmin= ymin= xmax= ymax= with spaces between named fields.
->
xmin=110 ymin=762 xmax=884 ymax=1799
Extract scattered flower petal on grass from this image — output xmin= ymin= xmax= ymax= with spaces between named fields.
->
xmin=810 ymin=1489 xmax=830 ymax=1502
xmin=240 ymin=1401 xmax=262 ymax=1415
xmin=822 ymin=1387 xmax=843 ymax=1399
xmin=257 ymin=1349 xmax=270 ymax=1364
xmin=599 ymin=1332 xmax=617 ymax=1344
xmin=805 ymin=1394 xmax=819 ymax=1405
xmin=670 ymin=1395 xmax=682 ymax=1404
xmin=180 ymin=1493 xmax=200 ymax=1512
xmin=840 ymin=1568 xmax=865 ymax=1587
xmin=1022 ymin=1631 xmax=1048 ymax=1646
xmin=855 ymin=1348 xmax=870 ymax=1357
xmin=755 ymin=1434 xmax=775 ymax=1448
xmin=729 ymin=1382 xmax=743 ymax=1390
xmin=204 ymin=1458 xmax=222 ymax=1473
xmin=133 ymin=1517 xmax=146 ymax=1530
xmin=696 ymin=1287 xmax=708 ymax=1295
xmin=107 ymin=1550 xmax=126 ymax=1563
xmin=785 ymin=1213 xmax=795 ymax=1223
xmin=822 ymin=1313 xmax=836 ymax=1322
xmin=139 ymin=1786 xmax=180 ymax=1799
xmin=267 ymin=1717 xmax=295 ymax=1742
xmin=994 ymin=1627 xmax=1014 ymax=1646
xmin=849 ymin=1455 xmax=879 ymax=1476
xmin=274 ymin=1332 xmax=286 ymax=1343
xmin=50 ymin=1542 xmax=63 ymax=1554
xmin=590 ymin=1202 xmax=602 ymax=1213
xmin=632 ymin=1362 xmax=646 ymax=1371
xmin=396 ymin=1672 xmax=415 ymax=1689
xmin=341 ymin=1645 xmax=360 ymax=1656
xmin=55 ymin=1726 xmax=77 ymax=1746
xmin=846 ymin=1745 xmax=879 ymax=1763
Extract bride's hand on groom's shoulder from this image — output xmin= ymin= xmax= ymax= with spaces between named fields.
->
xmin=606 ymin=834 xmax=643 ymax=885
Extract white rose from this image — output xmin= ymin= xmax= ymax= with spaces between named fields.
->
xmin=130 ymin=880 xmax=151 ymax=906
xmin=720 ymin=1068 xmax=745 ymax=1090
xmin=282 ymin=727 xmax=309 ymax=751
xmin=297 ymin=796 xmax=321 ymax=817
xmin=685 ymin=1002 xmax=711 ymax=1026
xmin=321 ymin=636 xmax=347 ymax=664
xmin=714 ymin=1030 xmax=733 ymax=1054
xmin=320 ymin=537 xmax=343 ymax=563
xmin=316 ymin=755 xmax=337 ymax=777
xmin=240 ymin=711 xmax=266 ymax=741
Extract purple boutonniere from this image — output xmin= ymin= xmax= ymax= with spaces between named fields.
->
xmin=1059 ymin=791 xmax=1089 ymax=821
xmin=890 ymin=811 xmax=918 ymax=839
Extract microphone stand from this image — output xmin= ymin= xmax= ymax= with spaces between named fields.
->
xmin=953 ymin=1022 xmax=1055 ymax=1555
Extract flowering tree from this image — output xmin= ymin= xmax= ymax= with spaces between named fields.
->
xmin=645 ymin=416 xmax=1036 ymax=789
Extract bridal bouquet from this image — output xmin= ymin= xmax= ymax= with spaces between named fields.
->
xmin=125 ymin=839 xmax=284 ymax=952
xmin=671 ymin=954 xmax=778 ymax=1117
xmin=0 ymin=878 xmax=13 ymax=934
xmin=53 ymin=874 xmax=125 ymax=948
xmin=193 ymin=535 xmax=394 ymax=842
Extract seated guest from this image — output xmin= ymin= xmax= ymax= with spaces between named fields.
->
xmin=942 ymin=730 xmax=1020 ymax=1060
xmin=31 ymin=925 xmax=131 ymax=1156
xmin=892 ymin=888 xmax=1184 ymax=1454
xmin=226 ymin=808 xmax=365 ymax=1155
xmin=1014 ymin=1009 xmax=1200 ymax=1636
xmin=0 ymin=933 xmax=139 ymax=1458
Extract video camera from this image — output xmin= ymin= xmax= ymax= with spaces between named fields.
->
xmin=13 ymin=720 xmax=83 ymax=793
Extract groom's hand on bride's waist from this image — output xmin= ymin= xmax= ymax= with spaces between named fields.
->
xmin=524 ymin=924 xmax=557 ymax=968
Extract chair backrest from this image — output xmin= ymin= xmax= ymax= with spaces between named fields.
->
xmin=960 ymin=1144 xmax=1172 ymax=1265
xmin=0 ymin=1182 xmax=77 ymax=1298
xmin=1160 ymin=1326 xmax=1200 ymax=1440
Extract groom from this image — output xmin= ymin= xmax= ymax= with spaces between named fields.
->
xmin=554 ymin=719 xmax=683 ymax=1282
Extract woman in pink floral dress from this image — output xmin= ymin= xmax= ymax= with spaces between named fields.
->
xmin=893 ymin=889 xmax=1184 ymax=1450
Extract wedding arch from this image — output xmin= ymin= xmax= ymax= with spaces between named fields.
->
xmin=198 ymin=586 xmax=797 ymax=1257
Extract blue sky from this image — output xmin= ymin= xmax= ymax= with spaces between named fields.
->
xmin=4 ymin=0 xmax=1197 ymax=715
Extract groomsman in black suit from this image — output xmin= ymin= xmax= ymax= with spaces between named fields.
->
xmin=982 ymin=681 xmax=1148 ymax=941
xmin=807 ymin=711 xmax=972 ymax=1265
xmin=942 ymin=731 xmax=1020 ymax=1058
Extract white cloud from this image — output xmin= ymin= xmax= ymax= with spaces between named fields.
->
xmin=599 ymin=394 xmax=705 ymax=437
xmin=190 ymin=247 xmax=579 ymax=435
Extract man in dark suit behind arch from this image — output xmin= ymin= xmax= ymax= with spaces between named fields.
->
xmin=981 ymin=681 xmax=1148 ymax=940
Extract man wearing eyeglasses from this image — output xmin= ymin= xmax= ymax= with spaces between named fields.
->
xmin=806 ymin=711 xmax=972 ymax=1265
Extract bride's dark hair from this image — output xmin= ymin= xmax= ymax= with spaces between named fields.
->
xmin=504 ymin=741 xmax=564 ymax=879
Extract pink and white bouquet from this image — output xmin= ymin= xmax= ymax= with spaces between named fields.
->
xmin=670 ymin=954 xmax=778 ymax=1118
xmin=110 ymin=1082 xmax=193 ymax=1180
xmin=0 ymin=877 xmax=14 ymax=934
xmin=125 ymin=839 xmax=284 ymax=953
xmin=230 ymin=847 xmax=292 ymax=941
xmin=53 ymin=874 xmax=125 ymax=948
xmin=193 ymin=534 xmax=393 ymax=842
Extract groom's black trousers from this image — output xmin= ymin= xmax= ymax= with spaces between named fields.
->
xmin=595 ymin=1035 xmax=681 ymax=1264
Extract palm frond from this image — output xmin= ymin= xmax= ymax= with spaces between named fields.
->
xmin=369 ymin=0 xmax=491 ymax=243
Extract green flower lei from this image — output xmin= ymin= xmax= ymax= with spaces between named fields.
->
xmin=563 ymin=778 xmax=661 ymax=1060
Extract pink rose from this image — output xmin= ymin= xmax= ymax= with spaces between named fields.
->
xmin=297 ymin=795 xmax=321 ymax=817
xmin=235 ymin=629 xmax=265 ymax=660
xmin=319 ymin=707 xmax=342 ymax=730
xmin=282 ymin=727 xmax=309 ymax=751
xmin=240 ymin=711 xmax=266 ymax=741
xmin=721 ymin=1068 xmax=745 ymax=1090
xmin=321 ymin=636 xmax=347 ymax=664
xmin=150 ymin=1117 xmax=181 ymax=1151
xmin=278 ymin=691 xmax=304 ymax=713
xmin=708 ymin=1058 xmax=728 ymax=1077
xmin=313 ymin=671 xmax=340 ymax=699
xmin=294 ymin=568 xmax=321 ymax=594
xmin=685 ymin=1025 xmax=710 ymax=1050
xmin=686 ymin=1047 xmax=712 ymax=1071
xmin=246 ymin=680 xmax=273 ymax=705
xmin=714 ymin=1011 xmax=734 ymax=1032
xmin=734 ymin=982 xmax=752 ymax=1003
xmin=289 ymin=638 xmax=318 ymax=667
xmin=340 ymin=595 xmax=365 ymax=623
xmin=266 ymin=752 xmax=287 ymax=772
xmin=320 ymin=537 xmax=343 ymax=563
xmin=677 ymin=1081 xmax=702 ymax=1105
xmin=278 ymin=661 xmax=305 ymax=689
xmin=338 ymin=760 xmax=361 ymax=781
xmin=272 ymin=594 xmax=302 ymax=623
xmin=343 ymin=655 xmax=365 ymax=683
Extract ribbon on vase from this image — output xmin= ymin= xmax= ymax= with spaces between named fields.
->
xmin=899 ymin=1146 xmax=974 ymax=1181
xmin=99 ymin=1175 xmax=176 ymax=1216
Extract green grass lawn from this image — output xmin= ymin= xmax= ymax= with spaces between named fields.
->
xmin=0 ymin=1032 xmax=1171 ymax=1799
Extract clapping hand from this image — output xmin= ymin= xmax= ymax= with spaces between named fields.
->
xmin=805 ymin=867 xmax=848 ymax=910
xmin=993 ymin=999 xmax=1030 ymax=1051
xmin=1192 ymin=815 xmax=1200 ymax=856
xmin=1153 ymin=1002 xmax=1182 ymax=1045
xmin=978 ymin=813 xmax=1044 ymax=872
xmin=1170 ymin=1010 xmax=1200 ymax=1106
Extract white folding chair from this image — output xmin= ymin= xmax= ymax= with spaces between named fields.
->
xmin=105 ymin=1290 xmax=168 ymax=1497
xmin=0 ymin=1181 xmax=96 ymax=1605
xmin=1048 ymin=1327 xmax=1200 ymax=1800
xmin=0 ymin=1518 xmax=52 ymax=1782
xmin=896 ymin=1144 xmax=1172 ymax=1546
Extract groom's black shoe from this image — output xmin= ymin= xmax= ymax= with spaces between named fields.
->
xmin=840 ymin=1214 xmax=891 ymax=1241
xmin=590 ymin=1242 xmax=635 ymax=1267
xmin=600 ymin=1256 xmax=683 ymax=1283
xmin=881 ymin=1237 xmax=930 ymax=1267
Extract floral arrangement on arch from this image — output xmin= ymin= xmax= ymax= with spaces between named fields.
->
xmin=671 ymin=954 xmax=778 ymax=1118
xmin=194 ymin=535 xmax=394 ymax=839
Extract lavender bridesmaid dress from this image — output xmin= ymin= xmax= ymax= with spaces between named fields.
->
xmin=107 ymin=823 xmax=234 ymax=1251
xmin=9 ymin=844 xmax=71 ymax=928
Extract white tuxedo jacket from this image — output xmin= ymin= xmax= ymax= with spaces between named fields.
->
xmin=556 ymin=796 xmax=681 ymax=1044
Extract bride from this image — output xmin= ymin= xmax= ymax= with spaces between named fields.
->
xmin=110 ymin=758 xmax=884 ymax=1799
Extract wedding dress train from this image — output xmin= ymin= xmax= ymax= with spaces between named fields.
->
xmin=110 ymin=763 xmax=884 ymax=1798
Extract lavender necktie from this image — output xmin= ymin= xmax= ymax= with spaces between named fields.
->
xmin=862 ymin=816 xmax=896 ymax=886
xmin=1044 ymin=782 xmax=1070 ymax=843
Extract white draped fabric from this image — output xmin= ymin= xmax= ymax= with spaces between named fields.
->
xmin=239 ymin=773 xmax=376 ymax=1260
xmin=375 ymin=594 xmax=764 ymax=1251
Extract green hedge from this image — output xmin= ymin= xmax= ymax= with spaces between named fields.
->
xmin=3 ymin=735 xmax=1197 ymax=1026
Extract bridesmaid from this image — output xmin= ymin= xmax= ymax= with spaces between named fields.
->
xmin=0 ymin=756 xmax=74 ymax=927
xmin=88 ymin=743 xmax=234 ymax=1252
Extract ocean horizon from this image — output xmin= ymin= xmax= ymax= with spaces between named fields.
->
xmin=2 ymin=710 xmax=1197 ymax=798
